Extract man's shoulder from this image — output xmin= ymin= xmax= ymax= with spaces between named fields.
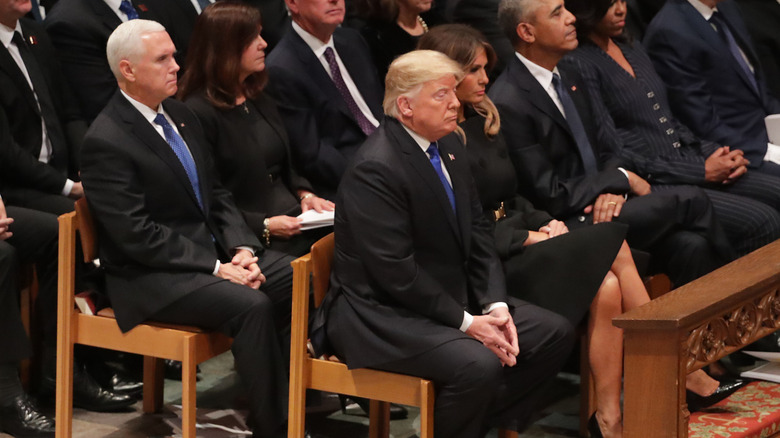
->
xmin=44 ymin=0 xmax=97 ymax=26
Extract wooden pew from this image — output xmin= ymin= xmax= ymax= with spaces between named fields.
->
xmin=615 ymin=239 xmax=780 ymax=438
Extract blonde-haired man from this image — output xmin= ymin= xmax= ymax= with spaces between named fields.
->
xmin=314 ymin=50 xmax=574 ymax=438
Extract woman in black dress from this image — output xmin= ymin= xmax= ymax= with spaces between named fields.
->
xmin=178 ymin=1 xmax=334 ymax=258
xmin=419 ymin=24 xmax=727 ymax=438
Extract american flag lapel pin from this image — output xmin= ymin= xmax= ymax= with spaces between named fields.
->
xmin=137 ymin=3 xmax=148 ymax=11
xmin=571 ymin=85 xmax=577 ymax=92
xmin=448 ymin=153 xmax=455 ymax=161
xmin=180 ymin=123 xmax=185 ymax=128
xmin=28 ymin=35 xmax=38 ymax=45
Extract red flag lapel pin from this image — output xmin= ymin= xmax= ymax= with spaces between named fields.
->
xmin=448 ymin=153 xmax=455 ymax=161
xmin=28 ymin=35 xmax=38 ymax=45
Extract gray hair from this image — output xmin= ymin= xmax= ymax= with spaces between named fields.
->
xmin=498 ymin=0 xmax=539 ymax=46
xmin=106 ymin=19 xmax=166 ymax=80
xmin=383 ymin=50 xmax=463 ymax=118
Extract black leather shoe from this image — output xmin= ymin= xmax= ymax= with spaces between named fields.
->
xmin=0 ymin=394 xmax=55 ymax=437
xmin=339 ymin=395 xmax=408 ymax=420
xmin=87 ymin=360 xmax=143 ymax=397
xmin=686 ymin=379 xmax=749 ymax=412
xmin=40 ymin=363 xmax=135 ymax=412
xmin=163 ymin=359 xmax=201 ymax=381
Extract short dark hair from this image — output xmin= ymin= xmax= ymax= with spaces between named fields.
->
xmin=178 ymin=1 xmax=267 ymax=109
xmin=566 ymin=0 xmax=629 ymax=44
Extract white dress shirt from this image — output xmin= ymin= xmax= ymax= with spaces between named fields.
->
xmin=291 ymin=21 xmax=380 ymax=128
xmin=0 ymin=22 xmax=73 ymax=196
xmin=104 ymin=0 xmax=133 ymax=22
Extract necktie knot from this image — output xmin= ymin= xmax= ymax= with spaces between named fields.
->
xmin=426 ymin=143 xmax=440 ymax=159
xmin=153 ymin=113 xmax=169 ymax=128
xmin=119 ymin=0 xmax=139 ymax=20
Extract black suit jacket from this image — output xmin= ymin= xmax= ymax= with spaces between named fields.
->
xmin=449 ymin=0 xmax=513 ymax=79
xmin=318 ymin=117 xmax=506 ymax=369
xmin=644 ymin=0 xmax=780 ymax=164
xmin=0 ymin=18 xmax=85 ymax=194
xmin=489 ymin=57 xmax=631 ymax=219
xmin=44 ymin=0 xmax=164 ymax=123
xmin=265 ymin=26 xmax=383 ymax=199
xmin=80 ymin=92 xmax=261 ymax=332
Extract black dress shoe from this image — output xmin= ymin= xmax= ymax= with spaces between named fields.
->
xmin=87 ymin=360 xmax=143 ymax=397
xmin=686 ymin=379 xmax=749 ymax=412
xmin=40 ymin=363 xmax=135 ymax=412
xmin=163 ymin=359 xmax=201 ymax=381
xmin=338 ymin=395 xmax=408 ymax=420
xmin=0 ymin=394 xmax=55 ymax=437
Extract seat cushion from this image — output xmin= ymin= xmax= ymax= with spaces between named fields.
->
xmin=689 ymin=381 xmax=780 ymax=438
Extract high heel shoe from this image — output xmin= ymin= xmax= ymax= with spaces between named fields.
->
xmin=587 ymin=413 xmax=604 ymax=438
xmin=686 ymin=378 xmax=748 ymax=412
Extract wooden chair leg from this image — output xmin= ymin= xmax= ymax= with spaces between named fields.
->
xmin=287 ymin=359 xmax=308 ymax=438
xmin=419 ymin=380 xmax=434 ymax=438
xmin=55 ymin=339 xmax=74 ymax=438
xmin=181 ymin=340 xmax=197 ymax=438
xmin=580 ymin=332 xmax=596 ymax=437
xmin=142 ymin=356 xmax=165 ymax=414
xmin=368 ymin=400 xmax=391 ymax=438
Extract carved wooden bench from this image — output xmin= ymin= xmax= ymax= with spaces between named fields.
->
xmin=615 ymin=239 xmax=780 ymax=437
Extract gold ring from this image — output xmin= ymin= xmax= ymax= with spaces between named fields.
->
xmin=607 ymin=201 xmax=617 ymax=206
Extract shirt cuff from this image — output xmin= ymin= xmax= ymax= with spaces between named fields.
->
xmin=61 ymin=179 xmax=74 ymax=196
xmin=213 ymin=260 xmax=220 ymax=276
xmin=764 ymin=143 xmax=780 ymax=164
xmin=459 ymin=311 xmax=473 ymax=332
xmin=483 ymin=302 xmax=509 ymax=314
xmin=235 ymin=246 xmax=255 ymax=256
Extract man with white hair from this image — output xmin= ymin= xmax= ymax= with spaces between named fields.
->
xmin=315 ymin=50 xmax=575 ymax=438
xmin=80 ymin=20 xmax=293 ymax=438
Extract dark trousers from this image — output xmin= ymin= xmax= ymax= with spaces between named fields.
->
xmin=0 ymin=206 xmax=59 ymax=365
xmin=373 ymin=301 xmax=575 ymax=438
xmin=3 ymin=187 xmax=76 ymax=216
xmin=756 ymin=160 xmax=780 ymax=178
xmin=149 ymin=250 xmax=294 ymax=438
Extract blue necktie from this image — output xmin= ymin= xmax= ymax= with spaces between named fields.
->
xmin=709 ymin=12 xmax=758 ymax=92
xmin=427 ymin=143 xmax=456 ymax=213
xmin=29 ymin=0 xmax=43 ymax=21
xmin=552 ymin=73 xmax=599 ymax=176
xmin=153 ymin=114 xmax=203 ymax=208
xmin=119 ymin=0 xmax=139 ymax=20
xmin=196 ymin=0 xmax=212 ymax=12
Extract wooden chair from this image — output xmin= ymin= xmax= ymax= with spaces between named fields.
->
xmin=55 ymin=198 xmax=233 ymax=438
xmin=288 ymin=233 xmax=519 ymax=438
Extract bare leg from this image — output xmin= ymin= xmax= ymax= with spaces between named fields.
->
xmin=588 ymin=271 xmax=624 ymax=438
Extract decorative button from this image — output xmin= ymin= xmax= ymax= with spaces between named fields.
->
xmin=673 ymin=142 xmax=681 ymax=148
xmin=659 ymin=117 xmax=667 ymax=123
xmin=666 ymin=128 xmax=675 ymax=135
xmin=578 ymin=215 xmax=586 ymax=222
xmin=268 ymin=174 xmax=273 ymax=182
xmin=647 ymin=91 xmax=655 ymax=98
xmin=653 ymin=104 xmax=661 ymax=110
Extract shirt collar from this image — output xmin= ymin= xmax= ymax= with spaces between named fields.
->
xmin=687 ymin=0 xmax=717 ymax=20
xmin=120 ymin=89 xmax=164 ymax=125
xmin=291 ymin=20 xmax=335 ymax=59
xmin=515 ymin=51 xmax=561 ymax=91
xmin=0 ymin=21 xmax=23 ymax=50
xmin=401 ymin=123 xmax=437 ymax=153
xmin=104 ymin=0 xmax=123 ymax=15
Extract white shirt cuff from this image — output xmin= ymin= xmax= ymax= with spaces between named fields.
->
xmin=764 ymin=143 xmax=780 ymax=164
xmin=459 ymin=311 xmax=473 ymax=332
xmin=62 ymin=179 xmax=74 ymax=196
xmin=483 ymin=302 xmax=509 ymax=314
xmin=235 ymin=246 xmax=255 ymax=256
xmin=213 ymin=260 xmax=220 ymax=276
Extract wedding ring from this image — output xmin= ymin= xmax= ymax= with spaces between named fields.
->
xmin=607 ymin=201 xmax=617 ymax=206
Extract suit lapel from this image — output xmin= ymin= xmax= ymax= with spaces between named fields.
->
xmin=0 ymin=42 xmax=41 ymax=117
xmin=115 ymin=95 xmax=205 ymax=215
xmin=389 ymin=120 xmax=462 ymax=244
xmin=87 ymin=0 xmax=122 ymax=34
xmin=677 ymin=0 xmax=760 ymax=98
xmin=509 ymin=59 xmax=573 ymax=138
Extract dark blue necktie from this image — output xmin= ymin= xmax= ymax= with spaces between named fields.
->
xmin=427 ymin=143 xmax=456 ymax=213
xmin=29 ymin=0 xmax=43 ymax=21
xmin=119 ymin=0 xmax=139 ymax=20
xmin=196 ymin=0 xmax=211 ymax=12
xmin=552 ymin=73 xmax=599 ymax=176
xmin=153 ymin=114 xmax=203 ymax=208
xmin=709 ymin=11 xmax=758 ymax=92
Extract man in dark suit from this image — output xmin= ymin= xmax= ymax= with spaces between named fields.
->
xmin=44 ymin=0 xmax=170 ymax=123
xmin=449 ymin=0 xmax=515 ymax=79
xmin=644 ymin=0 xmax=780 ymax=177
xmin=319 ymin=50 xmax=575 ymax=438
xmin=80 ymin=20 xmax=293 ymax=437
xmin=265 ymin=0 xmax=383 ymax=199
xmin=0 ymin=0 xmax=86 ymax=216
xmin=491 ymin=0 xmax=733 ymax=287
